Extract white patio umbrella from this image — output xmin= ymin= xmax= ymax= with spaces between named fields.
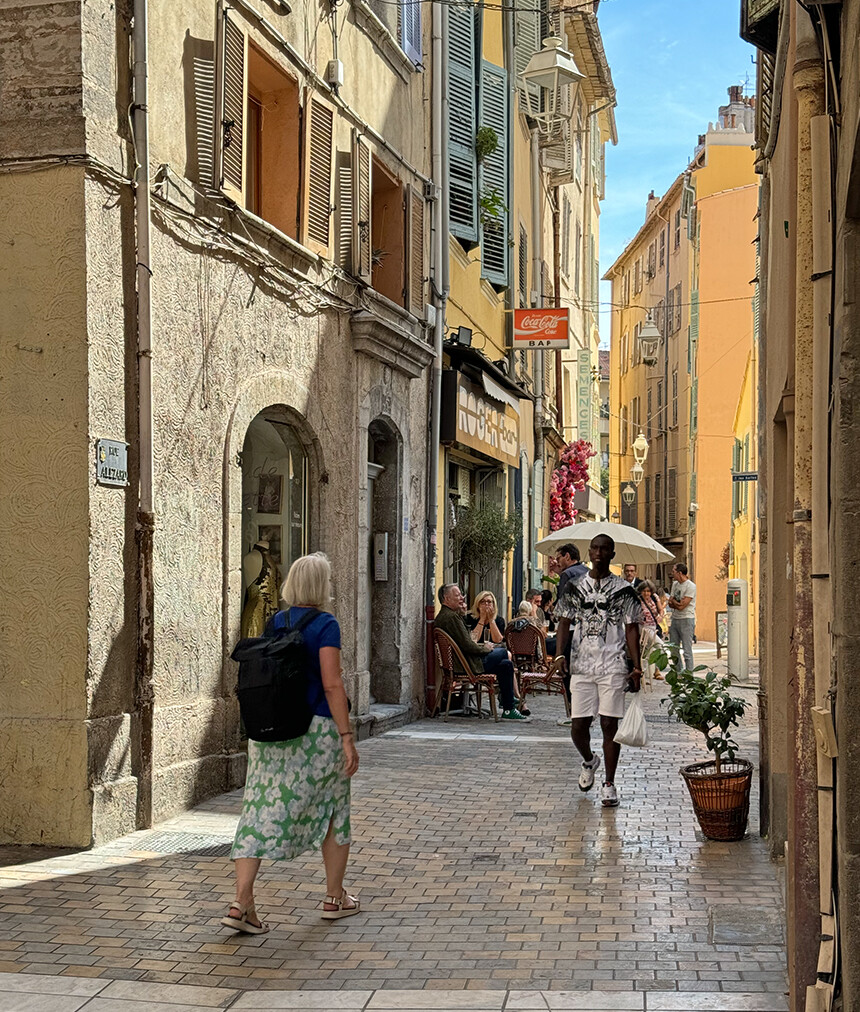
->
xmin=534 ymin=521 xmax=675 ymax=566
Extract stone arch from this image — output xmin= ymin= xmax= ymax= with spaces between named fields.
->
xmin=222 ymin=372 xmax=325 ymax=678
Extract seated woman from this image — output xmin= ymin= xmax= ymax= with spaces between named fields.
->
xmin=466 ymin=591 xmax=529 ymax=716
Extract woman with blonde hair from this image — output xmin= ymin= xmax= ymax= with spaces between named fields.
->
xmin=221 ymin=552 xmax=360 ymax=935
xmin=466 ymin=590 xmax=506 ymax=645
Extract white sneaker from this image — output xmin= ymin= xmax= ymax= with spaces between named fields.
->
xmin=578 ymin=753 xmax=601 ymax=791
xmin=557 ymin=716 xmax=573 ymax=726
xmin=601 ymin=782 xmax=619 ymax=807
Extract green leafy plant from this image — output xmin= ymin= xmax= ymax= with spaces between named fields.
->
xmin=478 ymin=186 xmax=507 ymax=229
xmin=649 ymin=640 xmax=748 ymax=772
xmin=475 ymin=126 xmax=499 ymax=164
xmin=715 ymin=542 xmax=730 ymax=581
xmin=452 ymin=504 xmax=522 ymax=585
xmin=600 ymin=466 xmax=609 ymax=499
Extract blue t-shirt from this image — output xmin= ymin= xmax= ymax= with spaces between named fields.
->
xmin=265 ymin=607 xmax=341 ymax=718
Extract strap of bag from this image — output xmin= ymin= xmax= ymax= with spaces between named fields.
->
xmin=273 ymin=607 xmax=320 ymax=636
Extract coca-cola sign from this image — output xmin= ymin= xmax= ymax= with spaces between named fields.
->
xmin=513 ymin=307 xmax=570 ymax=348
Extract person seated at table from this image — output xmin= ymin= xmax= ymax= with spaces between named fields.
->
xmin=540 ymin=590 xmax=556 ymax=633
xmin=465 ymin=590 xmax=506 ymax=645
xmin=526 ymin=588 xmax=548 ymax=632
xmin=435 ymin=585 xmax=530 ymax=722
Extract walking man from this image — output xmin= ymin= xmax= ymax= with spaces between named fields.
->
xmin=555 ymin=544 xmax=588 ymax=601
xmin=667 ymin=563 xmax=696 ymax=670
xmin=434 ymin=584 xmax=530 ymax=722
xmin=622 ymin=564 xmax=643 ymax=590
xmin=556 ymin=535 xmax=642 ymax=807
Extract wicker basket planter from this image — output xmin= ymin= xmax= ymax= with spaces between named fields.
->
xmin=680 ymin=758 xmax=753 ymax=841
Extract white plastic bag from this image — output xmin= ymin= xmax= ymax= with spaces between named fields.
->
xmin=614 ymin=694 xmax=648 ymax=747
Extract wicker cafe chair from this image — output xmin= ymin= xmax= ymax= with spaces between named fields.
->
xmin=432 ymin=629 xmax=499 ymax=722
xmin=507 ymin=624 xmax=569 ymax=714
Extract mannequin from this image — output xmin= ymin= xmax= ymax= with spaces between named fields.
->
xmin=241 ymin=540 xmax=279 ymax=638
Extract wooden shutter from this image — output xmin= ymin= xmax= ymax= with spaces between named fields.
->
xmin=336 ymin=152 xmax=353 ymax=271
xmin=544 ymin=87 xmax=573 ymax=183
xmin=214 ymin=3 xmax=248 ymax=204
xmin=479 ymin=60 xmax=509 ymax=288
xmin=352 ymin=131 xmax=372 ymax=282
xmin=400 ymin=0 xmax=421 ymax=63
xmin=448 ymin=2 xmax=478 ymax=245
xmin=405 ymin=184 xmax=426 ymax=316
xmin=302 ymin=93 xmax=334 ymax=255
xmin=668 ymin=468 xmax=677 ymax=533
xmin=518 ymin=225 xmax=528 ymax=308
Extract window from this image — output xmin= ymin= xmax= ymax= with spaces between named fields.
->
xmin=632 ymin=323 xmax=641 ymax=366
xmin=646 ymin=388 xmax=652 ymax=440
xmin=347 ymin=134 xmax=426 ymax=313
xmin=574 ymin=219 xmax=582 ymax=297
xmin=620 ymin=331 xmax=628 ymax=374
xmin=658 ymin=230 xmax=665 ymax=268
xmin=215 ymin=19 xmax=309 ymax=244
xmin=673 ymin=283 xmax=682 ymax=333
xmin=479 ymin=60 xmax=510 ymax=288
xmin=655 ymin=298 xmax=665 ymax=337
xmin=654 ymin=472 xmax=662 ymax=535
xmin=647 ymin=240 xmax=656 ymax=278
xmin=657 ymin=379 xmax=664 ymax=430
xmin=448 ymin=1 xmax=479 ymax=245
xmin=674 ymin=209 xmax=681 ymax=249
xmin=632 ymin=396 xmax=641 ymax=432
xmin=672 ymin=369 xmax=678 ymax=427
xmin=574 ymin=107 xmax=584 ymax=184
xmin=620 ymin=405 xmax=628 ymax=458
xmin=634 ymin=257 xmax=643 ymax=294
xmin=668 ymin=468 xmax=677 ymax=532
xmin=369 ymin=158 xmax=406 ymax=304
xmin=400 ymin=0 xmax=421 ymax=63
xmin=666 ymin=287 xmax=674 ymax=336
xmin=623 ymin=270 xmax=631 ymax=306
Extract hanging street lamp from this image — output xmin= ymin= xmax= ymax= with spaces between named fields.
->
xmin=611 ymin=510 xmax=621 ymax=522
xmin=621 ymin=483 xmax=636 ymax=507
xmin=632 ymin=431 xmax=649 ymax=466
xmin=630 ymin=463 xmax=644 ymax=487
xmin=521 ymin=37 xmax=585 ymax=135
xmin=637 ymin=314 xmax=661 ymax=367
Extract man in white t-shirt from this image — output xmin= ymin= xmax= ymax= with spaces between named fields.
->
xmin=556 ymin=534 xmax=642 ymax=808
xmin=667 ymin=562 xmax=696 ymax=671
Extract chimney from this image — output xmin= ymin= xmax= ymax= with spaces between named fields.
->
xmin=729 ymin=84 xmax=742 ymax=103
xmin=646 ymin=190 xmax=659 ymax=217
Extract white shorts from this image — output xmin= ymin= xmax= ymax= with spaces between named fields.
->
xmin=569 ymin=669 xmax=628 ymax=719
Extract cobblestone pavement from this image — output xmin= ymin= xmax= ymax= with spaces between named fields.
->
xmin=0 ymin=674 xmax=787 ymax=1011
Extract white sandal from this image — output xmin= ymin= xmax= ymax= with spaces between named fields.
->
xmin=320 ymin=889 xmax=360 ymax=920
xmin=220 ymin=901 xmax=270 ymax=934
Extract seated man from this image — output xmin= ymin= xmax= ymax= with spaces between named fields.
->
xmin=435 ymin=584 xmax=530 ymax=722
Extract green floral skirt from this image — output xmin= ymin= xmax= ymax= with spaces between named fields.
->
xmin=231 ymin=715 xmax=351 ymax=861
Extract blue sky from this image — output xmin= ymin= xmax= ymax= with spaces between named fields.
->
xmin=597 ymin=0 xmax=755 ymax=343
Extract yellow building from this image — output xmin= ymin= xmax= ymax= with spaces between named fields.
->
xmin=729 ymin=352 xmax=758 ymax=654
xmin=606 ymin=89 xmax=758 ymax=634
xmin=436 ymin=2 xmax=615 ymax=613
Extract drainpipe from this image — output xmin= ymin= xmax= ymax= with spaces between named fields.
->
xmin=425 ymin=0 xmax=449 ymax=707
xmin=132 ymin=0 xmax=155 ymax=829
xmin=787 ymin=13 xmax=824 ymax=1003
xmin=552 ymin=187 xmax=562 ymax=422
xmin=530 ymin=126 xmax=544 ymax=581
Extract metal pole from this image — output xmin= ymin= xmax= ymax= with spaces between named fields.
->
xmin=132 ymin=0 xmax=155 ymax=829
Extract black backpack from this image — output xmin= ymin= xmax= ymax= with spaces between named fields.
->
xmin=231 ymin=608 xmax=319 ymax=742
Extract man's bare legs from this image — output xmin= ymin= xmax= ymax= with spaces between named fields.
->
xmin=571 ymin=714 xmax=621 ymax=783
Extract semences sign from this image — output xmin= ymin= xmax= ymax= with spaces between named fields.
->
xmin=513 ymin=308 xmax=570 ymax=349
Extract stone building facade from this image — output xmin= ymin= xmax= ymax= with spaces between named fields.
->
xmin=742 ymin=0 xmax=860 ymax=1007
xmin=0 ymin=0 xmax=433 ymax=847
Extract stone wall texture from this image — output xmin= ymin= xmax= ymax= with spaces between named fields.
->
xmin=1 ymin=0 xmax=432 ymax=844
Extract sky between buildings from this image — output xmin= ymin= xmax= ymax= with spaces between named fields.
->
xmin=597 ymin=0 xmax=756 ymax=345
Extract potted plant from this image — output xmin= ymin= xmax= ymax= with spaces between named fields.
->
xmin=649 ymin=641 xmax=752 ymax=841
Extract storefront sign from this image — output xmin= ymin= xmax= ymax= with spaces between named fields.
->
xmin=732 ymin=472 xmax=758 ymax=482
xmin=441 ymin=371 xmax=520 ymax=468
xmin=577 ymin=349 xmax=592 ymax=445
xmin=96 ymin=439 xmax=129 ymax=487
xmin=513 ymin=308 xmax=570 ymax=349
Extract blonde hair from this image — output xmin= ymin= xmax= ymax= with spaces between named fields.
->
xmin=470 ymin=590 xmax=497 ymax=619
xmin=516 ymin=600 xmax=533 ymax=618
xmin=280 ymin=552 xmax=332 ymax=610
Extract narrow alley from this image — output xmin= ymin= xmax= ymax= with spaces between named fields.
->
xmin=0 ymin=669 xmax=786 ymax=1011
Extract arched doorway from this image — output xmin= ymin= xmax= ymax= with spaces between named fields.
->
xmin=366 ymin=418 xmax=402 ymax=703
xmin=239 ymin=409 xmax=310 ymax=636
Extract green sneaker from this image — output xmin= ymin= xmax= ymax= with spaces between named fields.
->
xmin=501 ymin=709 xmax=532 ymax=722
